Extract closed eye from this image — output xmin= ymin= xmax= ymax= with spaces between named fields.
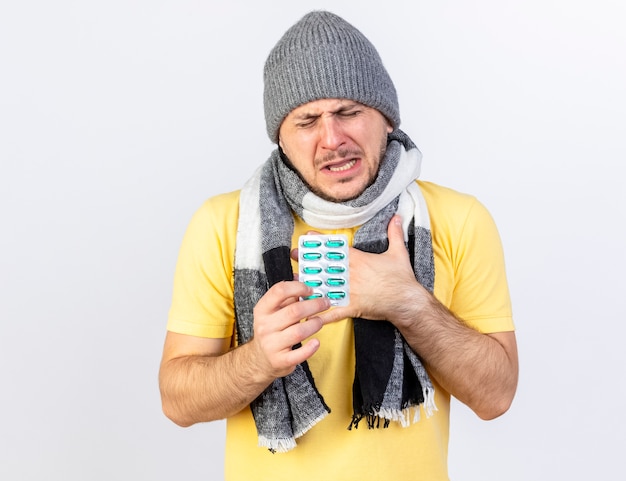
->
xmin=336 ymin=108 xmax=362 ymax=118
xmin=295 ymin=116 xmax=319 ymax=128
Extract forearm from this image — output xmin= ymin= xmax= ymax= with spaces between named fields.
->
xmin=160 ymin=283 xmax=328 ymax=428
xmin=159 ymin=342 xmax=273 ymax=427
xmin=316 ymin=215 xmax=518 ymax=419
xmin=394 ymin=286 xmax=518 ymax=419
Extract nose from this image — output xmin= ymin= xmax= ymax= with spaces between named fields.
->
xmin=318 ymin=116 xmax=345 ymax=151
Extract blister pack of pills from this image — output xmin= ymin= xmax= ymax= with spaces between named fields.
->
xmin=298 ymin=234 xmax=350 ymax=306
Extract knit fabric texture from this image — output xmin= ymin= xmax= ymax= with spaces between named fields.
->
xmin=233 ymin=130 xmax=436 ymax=453
xmin=263 ymin=10 xmax=400 ymax=143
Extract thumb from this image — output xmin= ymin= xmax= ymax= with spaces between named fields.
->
xmin=387 ymin=215 xmax=407 ymax=250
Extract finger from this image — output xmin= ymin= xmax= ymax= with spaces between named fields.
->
xmin=387 ymin=215 xmax=407 ymax=252
xmin=264 ymin=316 xmax=323 ymax=361
xmin=282 ymin=297 xmax=331 ymax=326
xmin=276 ymin=284 xmax=330 ymax=313
xmin=284 ymin=337 xmax=321 ymax=365
xmin=258 ymin=296 xmax=330 ymax=336
xmin=284 ymin=315 xmax=323 ymax=345
xmin=316 ymin=306 xmax=353 ymax=325
xmin=258 ymin=281 xmax=312 ymax=312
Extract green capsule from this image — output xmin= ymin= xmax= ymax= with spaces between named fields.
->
xmin=327 ymin=291 xmax=346 ymax=300
xmin=326 ymin=278 xmax=346 ymax=287
xmin=325 ymin=238 xmax=345 ymax=248
xmin=302 ymin=239 xmax=322 ymax=248
xmin=304 ymin=279 xmax=323 ymax=287
xmin=303 ymin=252 xmax=322 ymax=261
xmin=326 ymin=251 xmax=345 ymax=260
xmin=303 ymin=266 xmax=323 ymax=274
xmin=326 ymin=265 xmax=345 ymax=274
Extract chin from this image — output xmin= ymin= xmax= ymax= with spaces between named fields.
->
xmin=318 ymin=186 xmax=367 ymax=203
xmin=311 ymin=175 xmax=375 ymax=203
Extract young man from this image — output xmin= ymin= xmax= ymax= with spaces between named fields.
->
xmin=159 ymin=10 xmax=518 ymax=480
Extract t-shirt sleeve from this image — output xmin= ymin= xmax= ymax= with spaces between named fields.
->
xmin=166 ymin=193 xmax=239 ymax=339
xmin=448 ymin=196 xmax=515 ymax=333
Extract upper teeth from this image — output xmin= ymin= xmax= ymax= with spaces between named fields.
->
xmin=329 ymin=159 xmax=356 ymax=172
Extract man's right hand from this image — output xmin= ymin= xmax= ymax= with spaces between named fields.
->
xmin=159 ymin=280 xmax=329 ymax=426
xmin=250 ymin=281 xmax=330 ymax=379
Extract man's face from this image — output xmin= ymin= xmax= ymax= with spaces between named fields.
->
xmin=278 ymin=99 xmax=393 ymax=202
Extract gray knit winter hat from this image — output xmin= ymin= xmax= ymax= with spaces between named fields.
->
xmin=263 ymin=10 xmax=400 ymax=143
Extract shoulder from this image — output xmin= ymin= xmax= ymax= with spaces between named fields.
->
xmin=416 ymin=180 xmax=500 ymax=246
xmin=417 ymin=180 xmax=477 ymax=207
xmin=417 ymin=180 xmax=488 ymax=222
xmin=181 ymin=190 xmax=242 ymax=250
xmin=190 ymin=190 xmax=241 ymax=230
xmin=195 ymin=190 xmax=241 ymax=218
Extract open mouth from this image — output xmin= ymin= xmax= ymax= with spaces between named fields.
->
xmin=326 ymin=159 xmax=357 ymax=172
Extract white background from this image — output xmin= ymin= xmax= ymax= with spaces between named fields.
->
xmin=1 ymin=1 xmax=624 ymax=479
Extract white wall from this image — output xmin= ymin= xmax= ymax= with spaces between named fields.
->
xmin=1 ymin=1 xmax=624 ymax=479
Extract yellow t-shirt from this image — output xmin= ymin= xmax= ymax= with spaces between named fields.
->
xmin=167 ymin=180 xmax=514 ymax=481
